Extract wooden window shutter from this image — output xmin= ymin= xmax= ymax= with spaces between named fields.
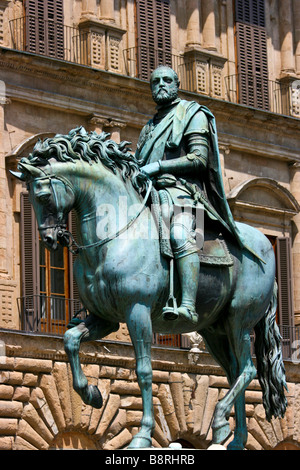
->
xmin=235 ymin=0 xmax=265 ymax=27
xmin=20 ymin=192 xmax=40 ymax=330
xmin=68 ymin=210 xmax=80 ymax=303
xmin=236 ymin=23 xmax=269 ymax=109
xmin=20 ymin=192 xmax=39 ymax=299
xmin=276 ymin=237 xmax=294 ymax=328
xmin=136 ymin=0 xmax=171 ymax=80
xmin=24 ymin=0 xmax=64 ymax=59
xmin=235 ymin=0 xmax=269 ymax=110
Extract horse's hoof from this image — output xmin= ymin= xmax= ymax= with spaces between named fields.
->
xmin=212 ymin=421 xmax=232 ymax=446
xmin=127 ymin=434 xmax=152 ymax=449
xmin=88 ymin=385 xmax=103 ymax=409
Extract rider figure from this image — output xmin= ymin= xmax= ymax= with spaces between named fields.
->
xmin=136 ymin=65 xmax=257 ymax=325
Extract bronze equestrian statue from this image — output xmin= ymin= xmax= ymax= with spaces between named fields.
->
xmin=11 ymin=66 xmax=287 ymax=450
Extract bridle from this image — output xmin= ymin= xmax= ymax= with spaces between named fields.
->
xmin=29 ymin=170 xmax=153 ymax=255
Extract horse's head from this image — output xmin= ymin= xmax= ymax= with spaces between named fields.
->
xmin=11 ymin=162 xmax=75 ymax=250
xmin=11 ymin=127 xmax=149 ymax=250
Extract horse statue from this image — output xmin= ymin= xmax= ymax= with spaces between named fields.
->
xmin=11 ymin=127 xmax=287 ymax=450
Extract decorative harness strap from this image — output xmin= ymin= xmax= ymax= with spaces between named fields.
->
xmin=31 ymin=171 xmax=153 ymax=255
xmin=66 ymin=179 xmax=153 ymax=254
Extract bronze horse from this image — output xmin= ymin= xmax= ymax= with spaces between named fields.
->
xmin=12 ymin=127 xmax=287 ymax=450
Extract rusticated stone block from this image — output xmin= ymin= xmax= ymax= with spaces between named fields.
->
xmin=40 ymin=374 xmax=66 ymax=431
xmin=29 ymin=388 xmax=58 ymax=435
xmin=14 ymin=436 xmax=38 ymax=450
xmin=14 ymin=358 xmax=52 ymax=373
xmin=245 ymin=390 xmax=263 ymax=404
xmin=0 ymin=384 xmax=14 ymax=399
xmin=52 ymin=362 xmax=72 ymax=427
xmin=120 ymin=395 xmax=143 ymax=410
xmin=111 ymin=380 xmax=158 ymax=396
xmin=200 ymin=387 xmax=219 ymax=439
xmin=152 ymin=420 xmax=170 ymax=448
xmin=106 ymin=408 xmax=127 ymax=437
xmin=157 ymin=383 xmax=180 ymax=440
xmin=103 ymin=428 xmax=132 ymax=450
xmin=95 ymin=394 xmax=121 ymax=437
xmin=248 ymin=417 xmax=272 ymax=450
xmin=169 ymin=372 xmax=187 ymax=433
xmin=152 ymin=370 xmax=169 ymax=382
xmin=88 ymin=379 xmax=111 ymax=434
xmin=0 ymin=417 xmax=18 ymax=435
xmin=22 ymin=373 xmax=38 ymax=387
xmin=153 ymin=396 xmax=172 ymax=441
xmin=0 ymin=400 xmax=23 ymax=418
xmin=99 ymin=366 xmax=117 ymax=378
xmin=22 ymin=402 xmax=54 ymax=444
xmin=13 ymin=386 xmax=30 ymax=402
xmin=193 ymin=375 xmax=209 ymax=435
xmin=17 ymin=419 xmax=50 ymax=450
xmin=0 ymin=371 xmax=23 ymax=385
xmin=0 ymin=436 xmax=14 ymax=450
xmin=126 ymin=410 xmax=143 ymax=427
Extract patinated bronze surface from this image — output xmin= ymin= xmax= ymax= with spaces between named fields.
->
xmin=11 ymin=67 xmax=287 ymax=450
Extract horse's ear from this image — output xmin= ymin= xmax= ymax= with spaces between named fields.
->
xmin=9 ymin=170 xmax=26 ymax=181
xmin=16 ymin=162 xmax=44 ymax=181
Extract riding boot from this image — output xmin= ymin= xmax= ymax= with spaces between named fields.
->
xmin=163 ymin=252 xmax=200 ymax=324
xmin=176 ymin=252 xmax=199 ymax=324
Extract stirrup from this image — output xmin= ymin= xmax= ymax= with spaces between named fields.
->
xmin=162 ymin=295 xmax=179 ymax=321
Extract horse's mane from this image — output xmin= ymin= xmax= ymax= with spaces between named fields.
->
xmin=21 ymin=126 xmax=148 ymax=194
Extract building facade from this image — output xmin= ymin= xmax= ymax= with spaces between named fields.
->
xmin=0 ymin=0 xmax=300 ymax=450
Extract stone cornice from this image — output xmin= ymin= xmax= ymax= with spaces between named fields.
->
xmin=1 ymin=329 xmax=299 ymax=383
xmin=0 ymin=329 xmax=222 ymax=376
xmin=1 ymin=47 xmax=300 ymax=161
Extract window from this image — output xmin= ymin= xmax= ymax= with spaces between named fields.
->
xmin=235 ymin=0 xmax=269 ymax=110
xmin=19 ymin=192 xmax=81 ymax=334
xmin=24 ymin=0 xmax=64 ymax=59
xmin=265 ymin=235 xmax=295 ymax=359
xmin=136 ymin=0 xmax=172 ymax=80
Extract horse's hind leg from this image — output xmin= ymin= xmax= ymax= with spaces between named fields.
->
xmin=64 ymin=314 xmax=118 ymax=408
xmin=201 ymin=326 xmax=253 ymax=450
xmin=211 ymin=327 xmax=256 ymax=449
xmin=126 ymin=304 xmax=154 ymax=449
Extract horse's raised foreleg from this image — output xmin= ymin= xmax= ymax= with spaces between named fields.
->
xmin=126 ymin=304 xmax=154 ymax=449
xmin=64 ymin=314 xmax=118 ymax=408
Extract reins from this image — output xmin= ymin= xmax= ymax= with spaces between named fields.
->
xmin=33 ymin=171 xmax=153 ymax=255
xmin=68 ymin=179 xmax=153 ymax=254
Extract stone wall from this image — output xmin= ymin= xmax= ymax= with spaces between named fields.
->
xmin=0 ymin=330 xmax=300 ymax=450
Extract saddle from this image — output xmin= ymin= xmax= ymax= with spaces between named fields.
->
xmin=150 ymin=186 xmax=233 ymax=267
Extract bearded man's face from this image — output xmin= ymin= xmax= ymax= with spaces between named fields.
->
xmin=150 ymin=67 xmax=179 ymax=105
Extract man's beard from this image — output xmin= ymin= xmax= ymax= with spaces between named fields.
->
xmin=152 ymin=87 xmax=178 ymax=105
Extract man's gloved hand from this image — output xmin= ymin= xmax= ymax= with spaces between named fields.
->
xmin=140 ymin=161 xmax=161 ymax=177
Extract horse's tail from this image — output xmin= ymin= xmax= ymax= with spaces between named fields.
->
xmin=254 ymin=281 xmax=288 ymax=422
